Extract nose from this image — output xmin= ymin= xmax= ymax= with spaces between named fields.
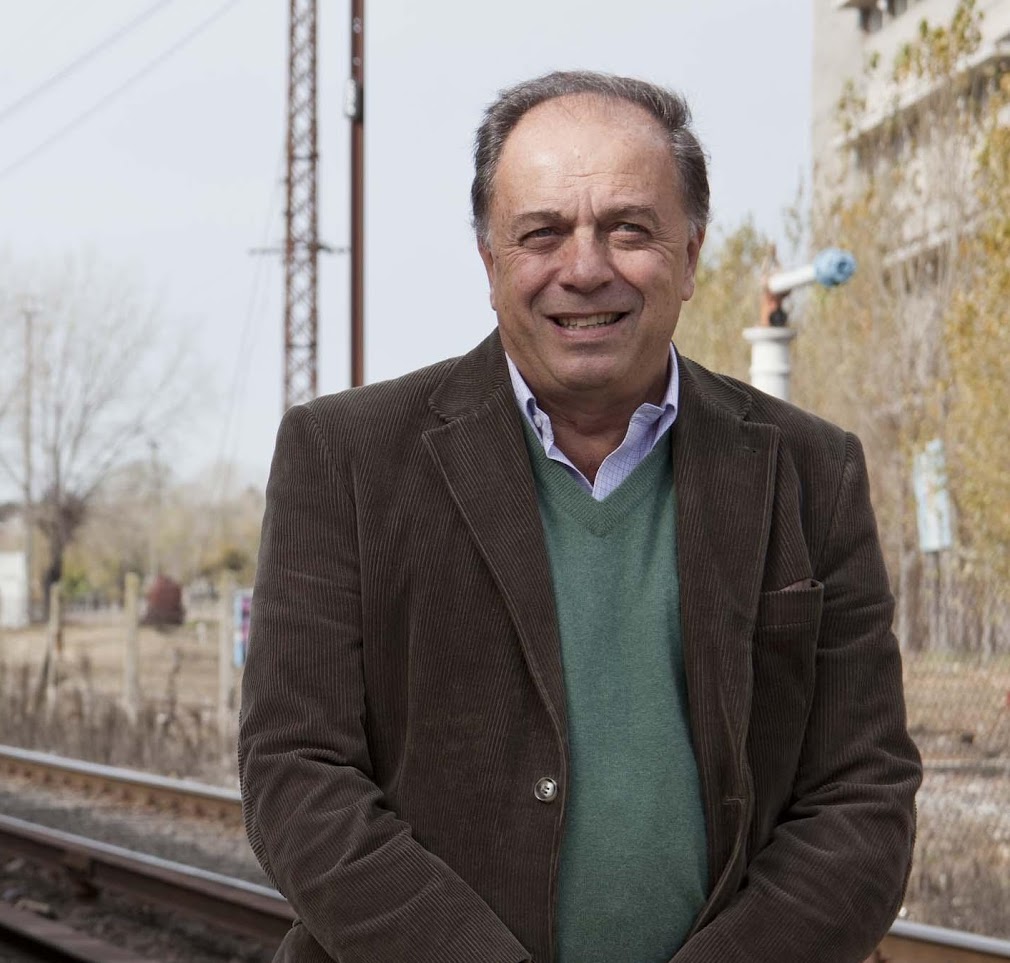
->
xmin=556 ymin=229 xmax=615 ymax=293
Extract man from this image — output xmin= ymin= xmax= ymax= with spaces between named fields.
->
xmin=239 ymin=71 xmax=921 ymax=963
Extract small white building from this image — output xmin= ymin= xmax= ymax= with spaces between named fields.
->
xmin=0 ymin=551 xmax=29 ymax=628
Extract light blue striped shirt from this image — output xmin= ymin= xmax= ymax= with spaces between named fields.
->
xmin=506 ymin=344 xmax=680 ymax=501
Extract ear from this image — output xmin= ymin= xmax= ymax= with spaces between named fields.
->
xmin=681 ymin=226 xmax=706 ymax=302
xmin=477 ymin=240 xmax=497 ymax=312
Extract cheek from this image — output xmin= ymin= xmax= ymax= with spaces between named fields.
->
xmin=501 ymin=261 xmax=552 ymax=308
xmin=614 ymin=250 xmax=676 ymax=290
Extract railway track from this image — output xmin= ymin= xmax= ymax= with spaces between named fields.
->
xmin=0 ymin=898 xmax=150 ymax=961
xmin=875 ymin=922 xmax=1010 ymax=962
xmin=0 ymin=813 xmax=293 ymax=956
xmin=3 ymin=744 xmax=1010 ymax=962
xmin=0 ymin=744 xmax=242 ymax=824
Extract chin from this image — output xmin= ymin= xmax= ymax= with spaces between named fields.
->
xmin=552 ymin=364 xmax=622 ymax=394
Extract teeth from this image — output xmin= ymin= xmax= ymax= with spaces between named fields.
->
xmin=554 ymin=313 xmax=622 ymax=329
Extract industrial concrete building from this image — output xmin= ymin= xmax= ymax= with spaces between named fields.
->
xmin=813 ymin=0 xmax=1010 ymax=193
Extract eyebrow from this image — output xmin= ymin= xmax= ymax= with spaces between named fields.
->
xmin=510 ymin=204 xmax=661 ymax=230
xmin=604 ymin=205 xmax=661 ymax=226
xmin=511 ymin=209 xmax=566 ymax=230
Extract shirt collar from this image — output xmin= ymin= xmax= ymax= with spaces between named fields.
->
xmin=505 ymin=343 xmax=680 ymax=431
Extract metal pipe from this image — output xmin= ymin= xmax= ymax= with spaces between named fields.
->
xmin=885 ymin=918 xmax=1010 ymax=959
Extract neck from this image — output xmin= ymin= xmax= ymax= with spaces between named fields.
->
xmin=548 ymin=410 xmax=629 ymax=484
xmin=537 ymin=379 xmax=666 ymax=484
xmin=507 ymin=347 xmax=673 ymax=484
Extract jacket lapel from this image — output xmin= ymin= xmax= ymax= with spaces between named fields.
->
xmin=422 ymin=334 xmax=782 ymax=907
xmin=422 ymin=333 xmax=568 ymax=751
xmin=673 ymin=357 xmax=779 ymax=910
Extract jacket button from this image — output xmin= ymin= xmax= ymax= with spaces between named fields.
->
xmin=534 ymin=776 xmax=558 ymax=802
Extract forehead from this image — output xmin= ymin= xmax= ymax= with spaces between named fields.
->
xmin=493 ymin=94 xmax=678 ymax=208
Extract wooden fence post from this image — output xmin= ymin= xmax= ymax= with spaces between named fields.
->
xmin=218 ymin=572 xmax=236 ymax=755
xmin=42 ymin=582 xmax=61 ymax=711
xmin=123 ymin=572 xmax=141 ymax=721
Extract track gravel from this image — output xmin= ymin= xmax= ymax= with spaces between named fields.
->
xmin=0 ymin=771 xmax=276 ymax=961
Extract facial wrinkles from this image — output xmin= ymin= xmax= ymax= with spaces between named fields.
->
xmin=528 ymin=161 xmax=651 ymax=215
xmin=497 ymin=115 xmax=667 ymax=227
xmin=499 ymin=153 xmax=681 ymax=248
xmin=485 ymin=95 xmax=697 ymax=330
xmin=497 ymin=193 xmax=679 ymax=323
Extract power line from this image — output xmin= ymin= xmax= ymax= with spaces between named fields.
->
xmin=0 ymin=0 xmax=244 ymax=182
xmin=194 ymin=144 xmax=285 ymax=570
xmin=216 ymin=146 xmax=287 ymax=475
xmin=0 ymin=0 xmax=179 ymax=127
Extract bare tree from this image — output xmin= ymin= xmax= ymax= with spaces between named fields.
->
xmin=65 ymin=458 xmax=265 ymax=600
xmin=0 ymin=255 xmax=204 ymax=616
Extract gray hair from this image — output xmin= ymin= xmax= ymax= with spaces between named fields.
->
xmin=471 ymin=70 xmax=710 ymax=244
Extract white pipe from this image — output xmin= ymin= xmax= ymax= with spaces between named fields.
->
xmin=742 ymin=327 xmax=798 ymax=402
xmin=767 ymin=264 xmax=816 ymax=295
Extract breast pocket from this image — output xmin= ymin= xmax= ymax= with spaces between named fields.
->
xmin=755 ymin=579 xmax=824 ymax=632
xmin=753 ymin=579 xmax=823 ymax=725
xmin=747 ymin=580 xmax=824 ymax=850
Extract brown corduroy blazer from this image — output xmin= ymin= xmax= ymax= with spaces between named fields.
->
xmin=239 ymin=330 xmax=921 ymax=963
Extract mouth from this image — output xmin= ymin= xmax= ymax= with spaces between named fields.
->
xmin=550 ymin=312 xmax=627 ymax=330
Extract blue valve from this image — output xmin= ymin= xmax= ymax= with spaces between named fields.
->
xmin=813 ymin=248 xmax=857 ymax=288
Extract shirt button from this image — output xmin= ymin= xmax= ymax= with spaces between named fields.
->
xmin=534 ymin=776 xmax=558 ymax=803
xmin=533 ymin=413 xmax=544 ymax=430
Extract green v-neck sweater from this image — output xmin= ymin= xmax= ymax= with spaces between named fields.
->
xmin=522 ymin=421 xmax=708 ymax=963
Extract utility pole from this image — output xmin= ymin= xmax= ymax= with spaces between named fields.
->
xmin=347 ymin=0 xmax=365 ymax=387
xmin=22 ymin=305 xmax=34 ymax=623
xmin=283 ymin=0 xmax=321 ymax=409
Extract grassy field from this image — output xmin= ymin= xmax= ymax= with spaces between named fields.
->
xmin=1 ymin=614 xmax=1008 ymax=937
xmin=0 ymin=607 xmax=237 ymax=783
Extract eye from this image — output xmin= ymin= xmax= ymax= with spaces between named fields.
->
xmin=521 ymin=226 xmax=558 ymax=243
xmin=614 ymin=222 xmax=647 ymax=234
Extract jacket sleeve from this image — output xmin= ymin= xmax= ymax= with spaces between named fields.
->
xmin=238 ymin=403 xmax=531 ymax=963
xmin=672 ymin=432 xmax=922 ymax=963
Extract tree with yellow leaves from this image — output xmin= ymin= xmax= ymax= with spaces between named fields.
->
xmin=799 ymin=0 xmax=1010 ymax=652
xmin=676 ymin=218 xmax=772 ymax=383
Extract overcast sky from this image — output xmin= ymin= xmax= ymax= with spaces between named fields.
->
xmin=0 ymin=0 xmax=813 ymax=488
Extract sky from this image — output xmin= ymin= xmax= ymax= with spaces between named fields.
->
xmin=0 ymin=0 xmax=813 ymax=490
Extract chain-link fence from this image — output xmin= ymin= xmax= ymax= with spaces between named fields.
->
xmin=900 ymin=648 xmax=1010 ymax=937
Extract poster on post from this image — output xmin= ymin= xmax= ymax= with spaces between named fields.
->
xmin=233 ymin=588 xmax=253 ymax=668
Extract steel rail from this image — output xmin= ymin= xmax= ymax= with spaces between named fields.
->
xmin=874 ymin=920 xmax=1010 ymax=961
xmin=921 ymin=759 xmax=1010 ymax=776
xmin=0 ymin=814 xmax=294 ymax=944
xmin=0 ymin=900 xmax=149 ymax=962
xmin=0 ymin=743 xmax=241 ymax=823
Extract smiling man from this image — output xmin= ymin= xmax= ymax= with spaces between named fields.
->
xmin=478 ymin=93 xmax=703 ymax=495
xmin=239 ymin=72 xmax=921 ymax=963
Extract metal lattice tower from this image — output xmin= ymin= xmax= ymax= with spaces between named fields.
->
xmin=283 ymin=0 xmax=319 ymax=409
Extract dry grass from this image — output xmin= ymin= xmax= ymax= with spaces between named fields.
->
xmin=0 ymin=607 xmax=238 ymax=784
